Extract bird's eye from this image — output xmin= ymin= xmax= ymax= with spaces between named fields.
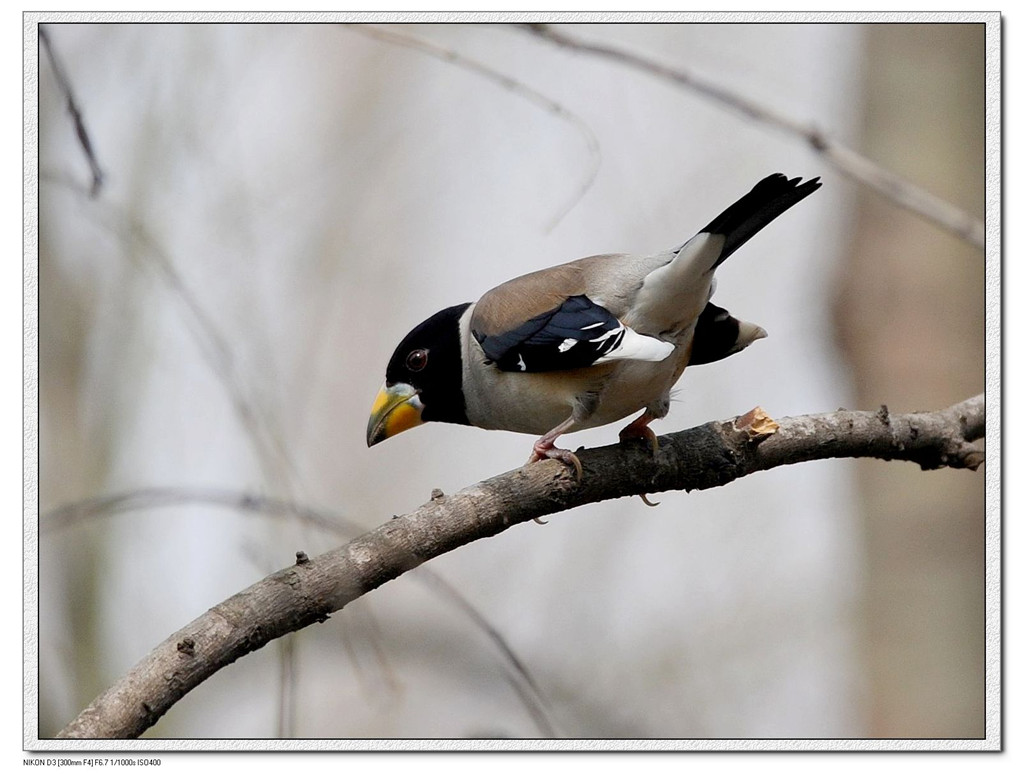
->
xmin=406 ymin=348 xmax=428 ymax=372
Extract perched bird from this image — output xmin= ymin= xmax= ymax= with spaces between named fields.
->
xmin=367 ymin=173 xmax=821 ymax=473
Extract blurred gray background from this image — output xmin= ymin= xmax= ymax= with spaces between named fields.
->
xmin=36 ymin=22 xmax=987 ymax=740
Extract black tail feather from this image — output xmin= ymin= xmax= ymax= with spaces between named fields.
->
xmin=703 ymin=173 xmax=821 ymax=268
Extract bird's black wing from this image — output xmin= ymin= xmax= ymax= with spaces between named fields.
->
xmin=473 ymin=295 xmax=633 ymax=373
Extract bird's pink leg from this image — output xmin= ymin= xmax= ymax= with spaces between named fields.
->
xmin=618 ymin=410 xmax=659 ymax=453
xmin=528 ymin=416 xmax=582 ymax=478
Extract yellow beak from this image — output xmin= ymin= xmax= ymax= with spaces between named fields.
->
xmin=366 ymin=382 xmax=424 ymax=447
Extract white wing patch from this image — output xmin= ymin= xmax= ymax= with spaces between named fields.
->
xmin=593 ymin=324 xmax=674 ymax=364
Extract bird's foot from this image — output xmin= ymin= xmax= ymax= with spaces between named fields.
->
xmin=620 ymin=416 xmax=660 ymax=505
xmin=618 ymin=417 xmax=659 ymax=454
xmin=528 ymin=442 xmax=583 ymax=479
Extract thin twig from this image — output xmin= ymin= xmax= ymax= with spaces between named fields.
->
xmin=57 ymin=396 xmax=984 ymax=739
xmin=343 ymin=23 xmax=601 ymax=232
xmin=519 ymin=24 xmax=985 ymax=249
xmin=39 ymin=26 xmax=105 ymax=197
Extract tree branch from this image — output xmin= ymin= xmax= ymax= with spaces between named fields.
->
xmin=43 ymin=486 xmax=559 ymax=738
xmin=57 ymin=395 xmax=984 ymax=739
xmin=518 ymin=24 xmax=985 ymax=249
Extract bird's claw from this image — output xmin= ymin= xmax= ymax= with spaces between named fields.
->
xmin=618 ymin=423 xmax=660 ymax=454
xmin=528 ymin=445 xmax=583 ymax=479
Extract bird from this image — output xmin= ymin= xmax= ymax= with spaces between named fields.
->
xmin=367 ymin=173 xmax=821 ymax=475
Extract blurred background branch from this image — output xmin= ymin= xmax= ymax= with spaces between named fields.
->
xmin=520 ymin=23 xmax=986 ymax=249
xmin=345 ymin=23 xmax=602 ymax=232
xmin=38 ymin=26 xmax=104 ymax=197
